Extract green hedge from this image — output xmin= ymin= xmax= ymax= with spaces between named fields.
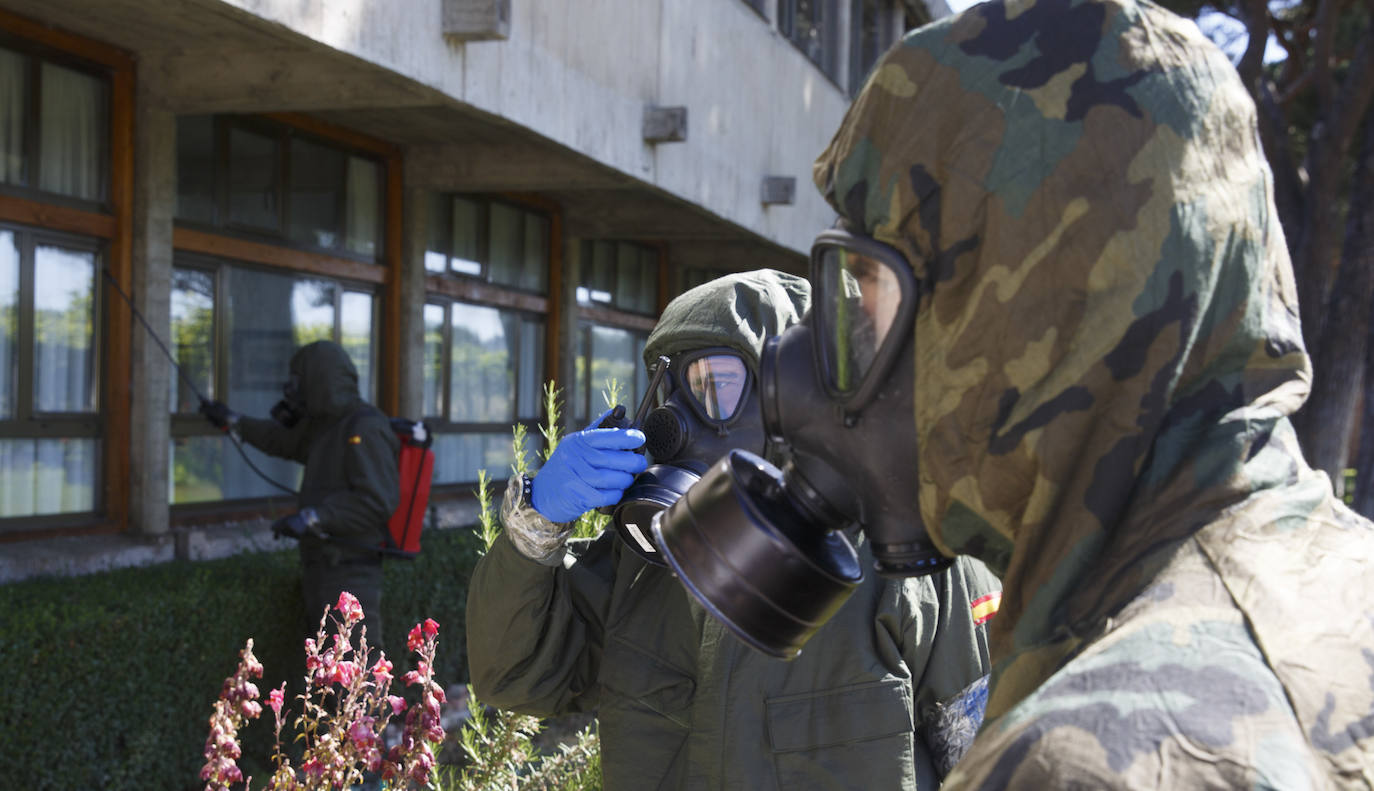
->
xmin=0 ymin=527 xmax=484 ymax=791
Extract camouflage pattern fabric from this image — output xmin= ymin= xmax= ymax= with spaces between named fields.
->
xmin=812 ymin=0 xmax=1374 ymax=786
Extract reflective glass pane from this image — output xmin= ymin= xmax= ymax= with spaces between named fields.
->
xmin=430 ymin=432 xmax=516 ymax=486
xmin=520 ymin=213 xmax=549 ymax=292
xmin=451 ymin=197 xmax=482 ymax=276
xmin=38 ymin=63 xmax=106 ymax=201
xmin=170 ymin=434 xmax=302 ymax=504
xmin=488 ymin=202 xmax=523 ymax=289
xmin=581 ymin=241 xmax=614 ymax=306
xmin=228 ymin=127 xmax=280 ymax=230
xmin=424 ymin=193 xmax=449 ymax=273
xmin=34 ymin=245 xmax=95 ymax=413
xmin=0 ymin=48 xmax=28 ymax=187
xmin=516 ymin=317 xmax=545 ymax=419
xmin=573 ymin=328 xmax=589 ymax=423
xmin=588 ymin=324 xmax=640 ymax=414
xmin=225 ymin=267 xmax=305 ymax=418
xmin=0 ymin=231 xmax=16 ymax=417
xmin=340 ymin=291 xmax=374 ymax=401
xmin=422 ymin=303 xmax=445 ymax=419
xmin=287 ymin=137 xmax=344 ymax=249
xmin=176 ymin=115 xmax=216 ymax=223
xmin=684 ymin=354 xmax=749 ymax=421
xmin=0 ymin=437 xmax=98 ymax=516
xmin=450 ymin=303 xmax=515 ymax=423
xmin=170 ymin=268 xmax=215 ymax=413
xmin=344 ymin=156 xmax=380 ymax=258
xmin=292 ymin=279 xmax=337 ymax=348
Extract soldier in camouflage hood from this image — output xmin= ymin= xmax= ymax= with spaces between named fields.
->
xmin=467 ymin=269 xmax=1002 ymax=789
xmin=796 ymin=0 xmax=1374 ymax=786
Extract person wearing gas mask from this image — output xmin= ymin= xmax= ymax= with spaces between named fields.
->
xmin=649 ymin=0 xmax=1374 ymax=787
xmin=200 ymin=339 xmax=399 ymax=644
xmin=466 ymin=268 xmax=1002 ymax=790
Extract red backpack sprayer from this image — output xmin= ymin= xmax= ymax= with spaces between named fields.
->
xmin=103 ymin=269 xmax=434 ymax=558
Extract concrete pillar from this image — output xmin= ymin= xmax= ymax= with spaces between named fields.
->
xmin=396 ymin=186 xmax=428 ymax=420
xmin=127 ymin=85 xmax=175 ymax=537
xmin=557 ymin=234 xmax=582 ymax=435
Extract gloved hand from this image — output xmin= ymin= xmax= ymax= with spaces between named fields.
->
xmin=199 ymin=399 xmax=239 ymax=431
xmin=531 ymin=408 xmax=648 ymax=523
xmin=271 ymin=508 xmax=321 ymax=540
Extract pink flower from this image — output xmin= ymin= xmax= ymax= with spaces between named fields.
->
xmin=240 ymin=700 xmax=262 ymax=719
xmin=267 ymin=685 xmax=285 ymax=716
xmin=422 ymin=618 xmax=439 ymax=638
xmin=331 ymin=660 xmax=359 ymax=687
xmin=302 ymin=756 xmax=324 ymax=778
xmin=336 ymin=591 xmax=364 ymax=624
xmin=349 ymin=717 xmax=377 ymax=750
xmin=387 ymin=695 xmax=406 ymax=715
xmin=371 ymin=657 xmax=393 ymax=684
xmin=406 ymin=623 xmax=423 ymax=652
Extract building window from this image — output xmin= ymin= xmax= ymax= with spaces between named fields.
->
xmin=850 ymin=0 xmax=897 ymax=95
xmin=578 ymin=241 xmax=659 ymax=315
xmin=426 ymin=194 xmax=551 ymax=294
xmin=421 ymin=299 xmax=546 ymax=486
xmin=0 ymin=42 xmax=110 ymax=205
xmin=779 ymin=0 xmax=840 ymax=79
xmin=175 ymin=116 xmax=384 ymax=262
xmin=0 ymin=224 xmax=102 ymax=520
xmin=572 ymin=323 xmax=650 ymax=427
xmin=167 ymin=258 xmax=380 ymax=505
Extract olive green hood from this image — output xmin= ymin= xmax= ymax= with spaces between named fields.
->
xmin=643 ymin=269 xmax=810 ymax=374
xmin=289 ymin=340 xmax=365 ymax=421
xmin=813 ymin=0 xmax=1314 ymax=717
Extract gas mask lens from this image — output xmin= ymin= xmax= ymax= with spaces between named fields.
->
xmin=684 ymin=353 xmax=748 ymax=421
xmin=816 ymin=244 xmax=906 ymax=395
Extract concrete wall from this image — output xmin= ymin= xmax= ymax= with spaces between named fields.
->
xmin=206 ymin=0 xmax=853 ymax=253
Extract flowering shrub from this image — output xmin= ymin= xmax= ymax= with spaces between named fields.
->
xmin=200 ymin=592 xmax=446 ymax=790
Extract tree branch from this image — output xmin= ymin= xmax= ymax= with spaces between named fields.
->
xmin=1332 ymin=31 xmax=1374 ymax=154
xmin=1311 ymin=0 xmax=1344 ymax=108
xmin=1236 ymin=0 xmax=1272 ymax=88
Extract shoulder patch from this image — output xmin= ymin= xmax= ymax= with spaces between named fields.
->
xmin=348 ymin=435 xmax=363 ymax=445
xmin=971 ymin=591 xmax=1001 ymax=625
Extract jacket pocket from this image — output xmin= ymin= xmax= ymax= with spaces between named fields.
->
xmin=766 ymin=678 xmax=921 ymax=791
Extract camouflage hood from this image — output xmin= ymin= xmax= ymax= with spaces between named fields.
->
xmin=644 ymin=268 xmax=810 ymax=374
xmin=289 ymin=340 xmax=365 ymax=421
xmin=814 ymin=0 xmax=1313 ymax=717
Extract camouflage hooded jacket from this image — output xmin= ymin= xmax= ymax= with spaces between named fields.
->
xmin=813 ymin=0 xmax=1374 ymax=786
xmin=467 ymin=269 xmax=1002 ymax=790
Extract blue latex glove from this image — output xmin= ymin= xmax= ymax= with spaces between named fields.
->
xmin=532 ymin=408 xmax=649 ymax=523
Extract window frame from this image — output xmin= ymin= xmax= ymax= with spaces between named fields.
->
xmin=778 ymin=0 xmax=842 ymax=83
xmin=420 ymin=294 xmax=548 ymax=488
xmin=0 ymin=30 xmax=113 ymax=212
xmin=0 ymin=222 xmax=106 ymax=529
xmin=174 ymin=114 xmax=387 ymax=266
xmin=426 ymin=192 xmax=553 ymax=296
xmin=578 ymin=239 xmax=662 ymax=316
xmin=165 ymin=253 xmax=385 ymax=509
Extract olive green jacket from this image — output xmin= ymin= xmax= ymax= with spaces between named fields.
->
xmin=814 ymin=0 xmax=1374 ymax=785
xmin=467 ymin=527 xmax=1000 ymax=790
xmin=237 ymin=340 xmax=399 ymax=565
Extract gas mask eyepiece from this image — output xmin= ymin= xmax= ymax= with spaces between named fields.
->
xmin=271 ymin=374 xmax=306 ymax=428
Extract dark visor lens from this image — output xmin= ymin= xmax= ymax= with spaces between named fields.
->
xmin=683 ymin=354 xmax=748 ymax=421
xmin=816 ymin=246 xmax=905 ymax=394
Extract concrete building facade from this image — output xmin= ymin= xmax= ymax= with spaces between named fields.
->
xmin=0 ymin=0 xmax=939 ymax=582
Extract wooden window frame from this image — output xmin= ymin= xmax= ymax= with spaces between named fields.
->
xmin=0 ymin=8 xmax=131 ymax=541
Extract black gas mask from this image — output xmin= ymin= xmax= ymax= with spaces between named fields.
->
xmin=607 ymin=349 xmax=768 ymax=567
xmin=651 ymin=229 xmax=951 ymax=659
xmin=270 ymin=373 xmax=306 ymax=428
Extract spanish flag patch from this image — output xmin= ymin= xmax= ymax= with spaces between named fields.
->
xmin=348 ymin=435 xmax=363 ymax=445
xmin=971 ymin=592 xmax=1001 ymax=625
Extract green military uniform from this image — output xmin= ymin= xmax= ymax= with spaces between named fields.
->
xmin=467 ymin=270 xmax=1002 ymax=790
xmin=238 ymin=340 xmax=399 ymax=641
xmin=813 ymin=0 xmax=1374 ymax=786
